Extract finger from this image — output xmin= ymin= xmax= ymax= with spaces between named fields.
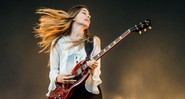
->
xmin=86 ymin=62 xmax=92 ymax=67
xmin=63 ymin=75 xmax=75 ymax=80
xmin=64 ymin=73 xmax=73 ymax=76
xmin=92 ymin=65 xmax=98 ymax=68
xmin=89 ymin=66 xmax=95 ymax=70
xmin=92 ymin=62 xmax=98 ymax=67
xmin=63 ymin=79 xmax=77 ymax=84
xmin=87 ymin=60 xmax=97 ymax=67
xmin=91 ymin=64 xmax=98 ymax=69
xmin=93 ymin=62 xmax=98 ymax=64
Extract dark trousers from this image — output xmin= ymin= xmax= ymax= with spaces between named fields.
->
xmin=70 ymin=85 xmax=103 ymax=99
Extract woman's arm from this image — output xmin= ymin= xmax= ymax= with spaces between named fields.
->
xmin=86 ymin=36 xmax=101 ymax=75
xmin=50 ymin=40 xmax=76 ymax=84
xmin=49 ymin=41 xmax=60 ymax=83
xmin=85 ymin=36 xmax=102 ymax=94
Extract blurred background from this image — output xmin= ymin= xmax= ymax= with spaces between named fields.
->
xmin=0 ymin=0 xmax=185 ymax=99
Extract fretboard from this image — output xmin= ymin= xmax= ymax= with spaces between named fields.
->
xmin=93 ymin=29 xmax=131 ymax=61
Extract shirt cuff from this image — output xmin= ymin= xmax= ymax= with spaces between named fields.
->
xmin=85 ymin=74 xmax=102 ymax=94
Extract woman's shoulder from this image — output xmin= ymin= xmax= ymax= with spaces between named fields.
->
xmin=93 ymin=36 xmax=101 ymax=44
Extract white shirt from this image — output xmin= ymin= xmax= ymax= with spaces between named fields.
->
xmin=46 ymin=36 xmax=102 ymax=96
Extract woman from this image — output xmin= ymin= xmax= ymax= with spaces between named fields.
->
xmin=34 ymin=5 xmax=103 ymax=99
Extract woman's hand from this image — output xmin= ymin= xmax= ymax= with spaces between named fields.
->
xmin=86 ymin=60 xmax=98 ymax=75
xmin=56 ymin=73 xmax=76 ymax=84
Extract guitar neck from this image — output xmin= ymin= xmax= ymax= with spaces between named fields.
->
xmin=93 ymin=29 xmax=131 ymax=61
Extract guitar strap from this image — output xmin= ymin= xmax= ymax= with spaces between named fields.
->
xmin=85 ymin=36 xmax=94 ymax=60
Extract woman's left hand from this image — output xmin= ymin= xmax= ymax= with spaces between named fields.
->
xmin=86 ymin=60 xmax=98 ymax=75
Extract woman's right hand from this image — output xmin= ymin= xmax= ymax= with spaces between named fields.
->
xmin=56 ymin=73 xmax=76 ymax=84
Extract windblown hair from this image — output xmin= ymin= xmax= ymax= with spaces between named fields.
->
xmin=34 ymin=5 xmax=90 ymax=53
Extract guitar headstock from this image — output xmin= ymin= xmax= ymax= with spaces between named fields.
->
xmin=129 ymin=19 xmax=152 ymax=34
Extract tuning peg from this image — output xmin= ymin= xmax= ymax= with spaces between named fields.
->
xmin=149 ymin=26 xmax=152 ymax=29
xmin=144 ymin=29 xmax=147 ymax=32
xmin=139 ymin=31 xmax=142 ymax=34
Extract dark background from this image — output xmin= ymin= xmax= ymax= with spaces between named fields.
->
xmin=1 ymin=0 xmax=185 ymax=99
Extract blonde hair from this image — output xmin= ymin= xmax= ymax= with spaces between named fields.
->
xmin=34 ymin=5 xmax=90 ymax=53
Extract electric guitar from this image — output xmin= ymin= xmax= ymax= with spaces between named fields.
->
xmin=49 ymin=19 xmax=152 ymax=99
